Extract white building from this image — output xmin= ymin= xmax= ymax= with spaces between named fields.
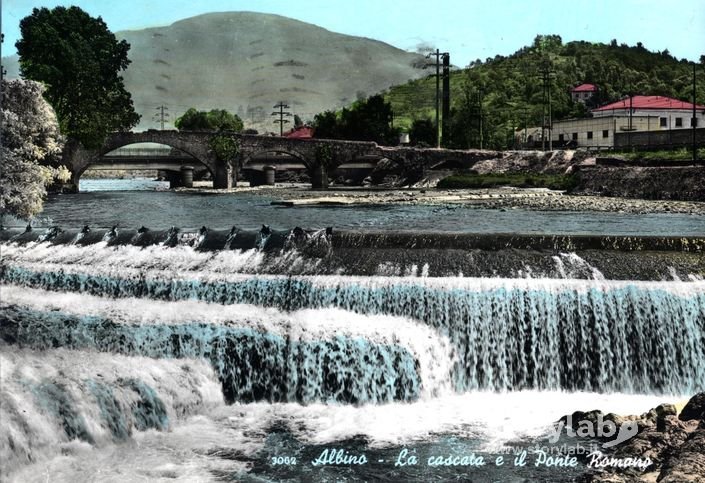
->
xmin=520 ymin=95 xmax=705 ymax=149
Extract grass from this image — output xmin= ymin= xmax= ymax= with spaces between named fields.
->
xmin=437 ymin=172 xmax=579 ymax=191
xmin=620 ymin=148 xmax=705 ymax=162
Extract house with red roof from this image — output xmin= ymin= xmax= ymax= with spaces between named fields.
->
xmin=519 ymin=94 xmax=705 ymax=149
xmin=592 ymin=95 xmax=705 ymax=130
xmin=571 ymin=83 xmax=598 ymax=103
xmin=284 ymin=125 xmax=314 ymax=139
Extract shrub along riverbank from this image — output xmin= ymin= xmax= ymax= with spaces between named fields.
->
xmin=437 ymin=172 xmax=579 ymax=191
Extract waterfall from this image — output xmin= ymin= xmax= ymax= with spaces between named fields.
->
xmin=2 ymin=254 xmax=704 ymax=395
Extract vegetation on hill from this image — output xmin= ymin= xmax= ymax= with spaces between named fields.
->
xmin=385 ymin=35 xmax=705 ymax=150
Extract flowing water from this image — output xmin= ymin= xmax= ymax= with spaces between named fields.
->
xmin=1 ymin=182 xmax=704 ymax=482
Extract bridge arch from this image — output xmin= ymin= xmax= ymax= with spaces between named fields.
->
xmin=240 ymin=148 xmax=311 ymax=170
xmin=78 ymin=142 xmax=214 ymax=178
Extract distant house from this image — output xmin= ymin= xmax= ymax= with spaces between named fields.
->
xmin=284 ymin=125 xmax=314 ymax=139
xmin=520 ymin=95 xmax=705 ymax=149
xmin=571 ymin=83 xmax=598 ymax=103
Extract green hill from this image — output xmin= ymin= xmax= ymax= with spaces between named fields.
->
xmin=3 ymin=12 xmax=425 ymax=132
xmin=384 ymin=35 xmax=704 ymax=149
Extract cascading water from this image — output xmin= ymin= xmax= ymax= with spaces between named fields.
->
xmin=1 ymin=226 xmax=704 ymax=482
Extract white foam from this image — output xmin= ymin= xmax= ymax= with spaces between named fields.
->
xmin=0 ymin=345 xmax=223 ymax=476
xmin=1 ymin=285 xmax=457 ymax=399
xmin=5 ymin=389 xmax=678 ymax=482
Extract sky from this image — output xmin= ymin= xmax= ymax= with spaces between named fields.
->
xmin=2 ymin=0 xmax=704 ymax=66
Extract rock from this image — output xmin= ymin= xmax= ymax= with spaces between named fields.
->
xmin=655 ymin=404 xmax=678 ymax=418
xmin=657 ymin=424 xmax=705 ymax=482
xmin=679 ymin=393 xmax=705 ymax=421
xmin=570 ymin=398 xmax=705 ymax=483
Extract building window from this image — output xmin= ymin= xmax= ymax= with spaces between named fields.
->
xmin=572 ymin=133 xmax=578 ymax=141
xmin=602 ymin=130 xmax=609 ymax=138
xmin=558 ymin=134 xmax=564 ymax=142
xmin=692 ymin=118 xmax=699 ymax=127
xmin=660 ymin=117 xmax=667 ymax=127
xmin=587 ymin=131 xmax=593 ymax=139
xmin=675 ymin=117 xmax=683 ymax=127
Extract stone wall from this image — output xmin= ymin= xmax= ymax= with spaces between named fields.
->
xmin=614 ymin=127 xmax=705 ymax=150
xmin=575 ymin=166 xmax=705 ymax=201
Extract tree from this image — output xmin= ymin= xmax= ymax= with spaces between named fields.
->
xmin=1 ymin=80 xmax=69 ymax=219
xmin=16 ymin=6 xmax=140 ymax=148
xmin=312 ymin=111 xmax=340 ymax=139
xmin=294 ymin=114 xmax=304 ymax=128
xmin=209 ymin=135 xmax=240 ymax=165
xmin=206 ymin=109 xmax=244 ymax=131
xmin=409 ymin=119 xmax=436 ymax=146
xmin=312 ymin=95 xmax=400 ymax=145
xmin=175 ymin=108 xmax=243 ymax=131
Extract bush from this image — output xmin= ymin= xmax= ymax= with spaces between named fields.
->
xmin=437 ymin=172 xmax=578 ymax=191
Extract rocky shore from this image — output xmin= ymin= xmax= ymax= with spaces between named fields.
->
xmin=182 ymin=183 xmax=705 ymax=215
xmin=566 ymin=393 xmax=705 ymax=482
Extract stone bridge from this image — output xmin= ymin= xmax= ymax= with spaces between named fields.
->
xmin=62 ymin=130 xmax=498 ymax=191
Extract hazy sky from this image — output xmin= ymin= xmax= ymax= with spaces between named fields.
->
xmin=2 ymin=0 xmax=704 ymax=66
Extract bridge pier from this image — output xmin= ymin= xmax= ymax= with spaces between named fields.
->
xmin=180 ymin=166 xmax=194 ymax=188
xmin=311 ymin=164 xmax=329 ymax=190
xmin=213 ymin=164 xmax=234 ymax=189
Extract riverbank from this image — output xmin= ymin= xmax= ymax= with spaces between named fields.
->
xmin=181 ymin=182 xmax=705 ymax=215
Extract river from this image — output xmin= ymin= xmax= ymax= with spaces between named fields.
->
xmin=19 ymin=178 xmax=705 ymax=235
xmin=1 ymin=178 xmax=704 ymax=482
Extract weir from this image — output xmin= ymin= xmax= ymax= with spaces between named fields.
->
xmin=1 ymin=226 xmax=704 ymax=280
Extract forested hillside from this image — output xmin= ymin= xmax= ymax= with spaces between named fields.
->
xmin=384 ymin=35 xmax=705 ymax=149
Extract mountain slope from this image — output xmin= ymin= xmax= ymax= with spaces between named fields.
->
xmin=4 ymin=12 xmax=425 ymax=131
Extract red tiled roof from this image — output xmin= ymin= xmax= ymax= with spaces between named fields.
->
xmin=284 ymin=126 xmax=314 ymax=139
xmin=593 ymin=95 xmax=705 ymax=112
xmin=572 ymin=83 xmax=597 ymax=92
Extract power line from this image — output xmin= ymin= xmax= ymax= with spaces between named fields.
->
xmin=153 ymin=105 xmax=170 ymax=130
xmin=271 ymin=101 xmax=291 ymax=136
xmin=425 ymin=49 xmax=449 ymax=148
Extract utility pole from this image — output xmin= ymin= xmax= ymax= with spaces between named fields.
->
xmin=153 ymin=105 xmax=169 ymax=130
xmin=694 ymin=63 xmax=698 ymax=162
xmin=426 ymin=49 xmax=448 ymax=148
xmin=441 ymin=52 xmax=451 ymax=147
xmin=548 ymin=72 xmax=552 ymax=151
xmin=541 ymin=69 xmax=546 ymax=150
xmin=539 ymin=63 xmax=555 ymax=151
xmin=477 ymin=89 xmax=484 ymax=150
xmin=628 ymin=94 xmax=633 ymax=131
xmin=271 ymin=102 xmax=291 ymax=136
